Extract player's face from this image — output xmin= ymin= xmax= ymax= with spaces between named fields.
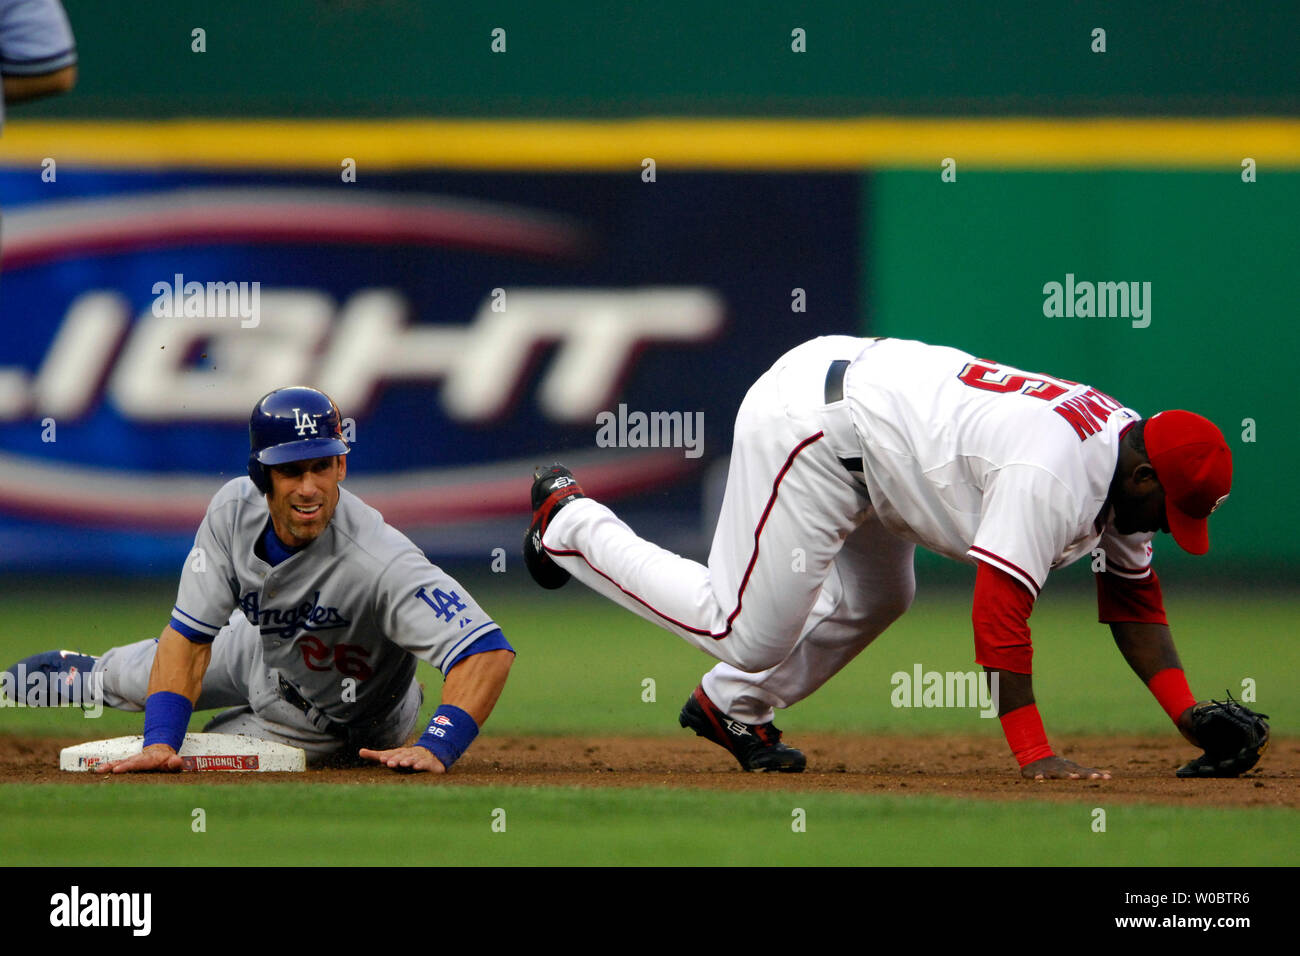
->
xmin=1112 ymin=464 xmax=1170 ymax=536
xmin=266 ymin=455 xmax=347 ymax=547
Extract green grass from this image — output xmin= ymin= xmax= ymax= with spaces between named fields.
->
xmin=2 ymin=579 xmax=1295 ymax=866
xmin=6 ymin=577 xmax=1293 ymax=738
xmin=2 ymin=783 xmax=1294 ymax=866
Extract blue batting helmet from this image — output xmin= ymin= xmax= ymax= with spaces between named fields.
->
xmin=247 ymin=386 xmax=350 ymax=493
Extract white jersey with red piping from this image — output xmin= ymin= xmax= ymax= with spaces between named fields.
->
xmin=842 ymin=337 xmax=1155 ymax=595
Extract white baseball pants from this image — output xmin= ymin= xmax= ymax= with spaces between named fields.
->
xmin=543 ymin=336 xmax=916 ymax=724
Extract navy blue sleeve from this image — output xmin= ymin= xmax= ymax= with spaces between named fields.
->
xmin=169 ymin=615 xmax=216 ymax=645
xmin=443 ymin=628 xmax=514 ymax=673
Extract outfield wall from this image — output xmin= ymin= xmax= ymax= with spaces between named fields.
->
xmin=1 ymin=121 xmax=1295 ymax=576
xmin=28 ymin=1 xmax=1300 ymax=118
xmin=869 ymin=170 xmax=1299 ymax=580
xmin=1 ymin=0 xmax=1294 ymax=576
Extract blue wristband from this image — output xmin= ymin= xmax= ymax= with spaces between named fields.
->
xmin=143 ymin=691 xmax=193 ymax=752
xmin=415 ymin=705 xmax=479 ymax=769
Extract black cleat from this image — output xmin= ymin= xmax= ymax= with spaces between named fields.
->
xmin=679 ymin=685 xmax=806 ymax=773
xmin=523 ymin=463 xmax=586 ymax=590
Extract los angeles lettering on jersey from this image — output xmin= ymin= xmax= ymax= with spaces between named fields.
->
xmin=239 ymin=589 xmax=351 ymax=639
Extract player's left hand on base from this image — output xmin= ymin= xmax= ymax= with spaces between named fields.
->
xmin=97 ymin=743 xmax=185 ymax=774
xmin=1021 ymin=755 xmax=1111 ymax=781
xmin=358 ymin=745 xmax=446 ymax=774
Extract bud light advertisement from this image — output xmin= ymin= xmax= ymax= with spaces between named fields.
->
xmin=0 ymin=167 xmax=860 ymax=571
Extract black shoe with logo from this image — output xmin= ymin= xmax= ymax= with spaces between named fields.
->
xmin=523 ymin=463 xmax=586 ymax=590
xmin=679 ymin=684 xmax=806 ymax=772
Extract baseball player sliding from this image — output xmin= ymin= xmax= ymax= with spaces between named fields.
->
xmin=525 ymin=335 xmax=1268 ymax=779
xmin=6 ymin=387 xmax=514 ymax=773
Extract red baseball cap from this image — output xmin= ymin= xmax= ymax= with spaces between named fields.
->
xmin=1144 ymin=411 xmax=1232 ymax=555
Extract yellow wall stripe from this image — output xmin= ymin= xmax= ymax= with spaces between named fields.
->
xmin=2 ymin=118 xmax=1298 ymax=169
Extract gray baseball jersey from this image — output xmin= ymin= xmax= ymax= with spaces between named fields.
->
xmin=0 ymin=0 xmax=77 ymax=127
xmin=169 ymin=478 xmax=502 ymax=726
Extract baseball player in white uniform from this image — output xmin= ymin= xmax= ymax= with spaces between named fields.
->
xmin=524 ymin=335 xmax=1233 ymax=779
xmin=7 ymin=387 xmax=514 ymax=773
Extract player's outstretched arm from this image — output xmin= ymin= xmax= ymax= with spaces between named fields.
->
xmin=1112 ymin=620 xmax=1271 ymax=776
xmin=973 ymin=564 xmax=1110 ymax=779
xmin=1110 ymin=620 xmax=1199 ymax=745
xmin=98 ymin=626 xmax=212 ymax=774
xmin=360 ymin=648 xmax=515 ymax=774
xmin=987 ymin=668 xmax=1112 ymax=780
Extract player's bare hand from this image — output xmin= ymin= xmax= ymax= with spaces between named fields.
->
xmin=97 ymin=743 xmax=184 ymax=774
xmin=358 ymin=745 xmax=446 ymax=774
xmin=1021 ymin=755 xmax=1111 ymax=780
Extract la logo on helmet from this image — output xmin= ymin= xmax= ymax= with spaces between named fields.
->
xmin=293 ymin=409 xmax=319 ymax=436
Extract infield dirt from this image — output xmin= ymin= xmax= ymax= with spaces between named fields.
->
xmin=2 ymin=733 xmax=1294 ymax=809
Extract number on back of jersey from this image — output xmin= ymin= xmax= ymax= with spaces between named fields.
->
xmin=415 ymin=586 xmax=467 ymax=622
xmin=956 ymin=360 xmax=1128 ymax=441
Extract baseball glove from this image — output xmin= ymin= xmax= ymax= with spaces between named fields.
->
xmin=1175 ymin=694 xmax=1270 ymax=778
